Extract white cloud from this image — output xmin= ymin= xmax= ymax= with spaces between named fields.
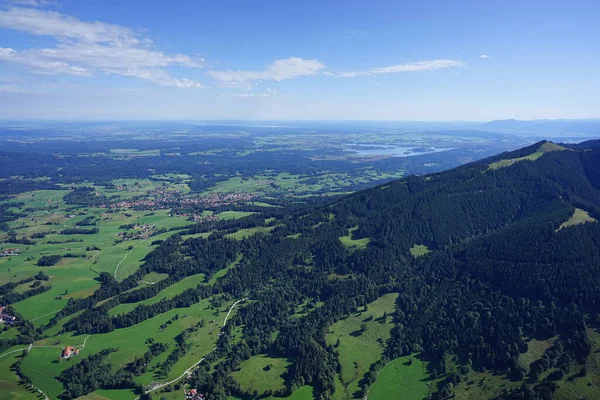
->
xmin=221 ymin=88 xmax=276 ymax=98
xmin=479 ymin=54 xmax=490 ymax=59
xmin=2 ymin=0 xmax=56 ymax=6
xmin=0 ymin=7 xmax=204 ymax=87
xmin=337 ymin=59 xmax=465 ymax=77
xmin=209 ymin=57 xmax=326 ymax=87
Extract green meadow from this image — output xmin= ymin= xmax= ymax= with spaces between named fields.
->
xmin=368 ymin=355 xmax=431 ymax=400
xmin=326 ymin=293 xmax=398 ymax=397
xmin=409 ymin=244 xmax=430 ymax=257
xmin=338 ymin=226 xmax=370 ymax=250
xmin=232 ymin=354 xmax=291 ymax=395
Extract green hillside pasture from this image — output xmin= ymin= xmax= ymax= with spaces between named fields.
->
xmin=557 ymin=208 xmax=597 ymax=230
xmin=554 ymin=329 xmax=600 ymax=400
xmin=0 ymin=348 xmax=37 ymax=400
xmin=452 ymin=369 xmax=521 ymax=400
xmin=232 ymin=354 xmax=291 ymax=395
xmin=20 ymin=296 xmax=235 ymax=397
xmin=13 ymin=261 xmax=99 ymax=326
xmin=225 ymin=225 xmax=277 ymax=240
xmin=326 ymin=293 xmax=398 ymax=397
xmin=108 ymin=273 xmax=207 ymax=316
xmin=277 ymin=386 xmax=314 ymax=400
xmin=13 ymin=189 xmax=71 ymax=210
xmin=80 ymin=389 xmax=136 ymax=400
xmin=368 ymin=355 xmax=430 ymax=400
xmin=487 ymin=141 xmax=568 ymax=171
xmin=409 ymin=244 xmax=430 ymax=257
xmin=227 ymin=385 xmax=314 ymax=400
xmin=518 ymin=336 xmax=558 ymax=371
xmin=108 ymin=254 xmax=242 ymax=316
xmin=7 ymin=210 xmax=191 ymax=326
xmin=1 ymin=207 xmax=190 ymax=284
xmin=208 ymin=254 xmax=242 ymax=285
xmin=338 ymin=226 xmax=370 ymax=250
xmin=217 ymin=211 xmax=255 ymax=220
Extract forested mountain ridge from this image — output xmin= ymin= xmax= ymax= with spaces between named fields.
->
xmin=4 ymin=140 xmax=600 ymax=400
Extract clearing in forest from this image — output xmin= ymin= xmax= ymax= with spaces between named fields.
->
xmin=368 ymin=355 xmax=431 ymax=400
xmin=557 ymin=208 xmax=597 ymax=231
xmin=232 ymin=354 xmax=291 ymax=395
xmin=326 ymin=293 xmax=398 ymax=398
xmin=338 ymin=226 xmax=370 ymax=249
xmin=409 ymin=244 xmax=430 ymax=257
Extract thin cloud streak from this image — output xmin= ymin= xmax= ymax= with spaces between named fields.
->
xmin=209 ymin=58 xmax=465 ymax=86
xmin=337 ymin=59 xmax=465 ymax=77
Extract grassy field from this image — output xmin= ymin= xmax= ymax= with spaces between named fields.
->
xmin=217 ymin=211 xmax=255 ymax=220
xmin=409 ymin=244 xmax=430 ymax=257
xmin=518 ymin=336 xmax=558 ymax=371
xmin=558 ymin=208 xmax=597 ymax=230
xmin=452 ymin=368 xmax=520 ymax=400
xmin=368 ymin=355 xmax=431 ymax=400
xmin=227 ymin=385 xmax=314 ymax=400
xmin=553 ymin=328 xmax=600 ymax=400
xmin=338 ymin=226 xmax=370 ymax=250
xmin=225 ymin=225 xmax=278 ymax=240
xmin=19 ymin=296 xmax=236 ymax=397
xmin=108 ymin=273 xmax=207 ymax=316
xmin=0 ymin=179 xmax=260 ymax=399
xmin=0 ymin=349 xmax=38 ymax=400
xmin=487 ymin=142 xmax=568 ymax=171
xmin=326 ymin=293 xmax=398 ymax=398
xmin=232 ymin=354 xmax=291 ymax=395
xmin=2 ymin=208 xmax=192 ymax=327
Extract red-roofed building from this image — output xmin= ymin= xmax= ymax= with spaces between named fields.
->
xmin=61 ymin=346 xmax=80 ymax=359
xmin=186 ymin=389 xmax=204 ymax=400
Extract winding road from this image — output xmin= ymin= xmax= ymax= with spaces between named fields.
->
xmin=0 ymin=335 xmax=91 ymax=360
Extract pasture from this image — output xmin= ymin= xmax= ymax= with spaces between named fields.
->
xmin=409 ymin=244 xmax=430 ymax=257
xmin=232 ymin=354 xmax=291 ymax=395
xmin=326 ymin=293 xmax=398 ymax=397
xmin=338 ymin=226 xmax=370 ymax=250
xmin=368 ymin=355 xmax=430 ymax=400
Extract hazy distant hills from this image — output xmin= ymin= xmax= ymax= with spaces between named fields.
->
xmin=479 ymin=118 xmax=600 ymax=137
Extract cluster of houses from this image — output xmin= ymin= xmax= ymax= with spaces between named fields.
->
xmin=181 ymin=214 xmax=220 ymax=223
xmin=181 ymin=192 xmax=258 ymax=208
xmin=61 ymin=346 xmax=80 ymax=359
xmin=102 ymin=188 xmax=181 ymax=210
xmin=117 ymin=224 xmax=155 ymax=240
xmin=101 ymin=191 xmax=259 ymax=211
xmin=0 ymin=306 xmax=17 ymax=325
xmin=0 ymin=248 xmax=20 ymax=257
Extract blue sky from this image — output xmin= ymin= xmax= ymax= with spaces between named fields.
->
xmin=0 ymin=0 xmax=599 ymax=120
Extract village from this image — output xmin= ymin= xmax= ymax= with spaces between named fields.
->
xmin=102 ymin=191 xmax=259 ymax=211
